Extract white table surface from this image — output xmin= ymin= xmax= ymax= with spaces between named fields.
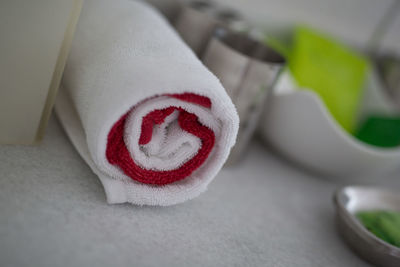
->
xmin=1 ymin=115 xmax=399 ymax=267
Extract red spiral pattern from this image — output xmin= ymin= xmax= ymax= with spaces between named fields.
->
xmin=106 ymin=93 xmax=215 ymax=185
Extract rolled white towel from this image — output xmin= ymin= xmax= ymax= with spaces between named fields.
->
xmin=55 ymin=0 xmax=239 ymax=206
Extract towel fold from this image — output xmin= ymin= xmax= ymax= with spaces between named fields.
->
xmin=55 ymin=0 xmax=239 ymax=206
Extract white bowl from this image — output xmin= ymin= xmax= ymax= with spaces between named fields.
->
xmin=259 ymin=70 xmax=400 ymax=178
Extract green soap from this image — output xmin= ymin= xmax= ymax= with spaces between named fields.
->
xmin=355 ymin=116 xmax=400 ymax=148
xmin=357 ymin=210 xmax=400 ymax=248
xmin=289 ymin=27 xmax=369 ymax=133
xmin=357 ymin=211 xmax=395 ymax=244
xmin=266 ymin=26 xmax=369 ymax=133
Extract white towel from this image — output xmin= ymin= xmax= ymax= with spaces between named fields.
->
xmin=55 ymin=0 xmax=239 ymax=206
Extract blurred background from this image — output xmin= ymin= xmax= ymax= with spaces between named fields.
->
xmin=149 ymin=0 xmax=400 ymax=55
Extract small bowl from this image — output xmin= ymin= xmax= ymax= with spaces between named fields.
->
xmin=259 ymin=70 xmax=400 ymax=178
xmin=334 ymin=186 xmax=400 ymax=267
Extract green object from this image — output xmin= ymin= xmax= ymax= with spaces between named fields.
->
xmin=267 ymin=26 xmax=369 ymax=133
xmin=356 ymin=116 xmax=400 ymax=147
xmin=357 ymin=210 xmax=400 ymax=248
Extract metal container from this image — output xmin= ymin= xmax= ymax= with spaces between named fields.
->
xmin=375 ymin=55 xmax=400 ymax=107
xmin=203 ymin=28 xmax=285 ymax=163
xmin=174 ymin=0 xmax=246 ymax=57
xmin=334 ymin=186 xmax=400 ymax=267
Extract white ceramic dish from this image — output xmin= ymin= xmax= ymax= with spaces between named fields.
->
xmin=259 ymin=70 xmax=400 ymax=178
xmin=334 ymin=186 xmax=400 ymax=267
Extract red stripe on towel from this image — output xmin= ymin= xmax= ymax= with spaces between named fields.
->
xmin=106 ymin=93 xmax=215 ymax=185
xmin=167 ymin=93 xmax=212 ymax=108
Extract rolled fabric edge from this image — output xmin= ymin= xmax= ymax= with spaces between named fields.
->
xmin=54 ymin=0 xmax=239 ymax=206
xmin=55 ymin=85 xmax=238 ymax=206
xmin=106 ymin=93 xmax=216 ymax=185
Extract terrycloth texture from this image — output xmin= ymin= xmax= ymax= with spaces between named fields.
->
xmin=5 ymin=115 xmax=400 ymax=267
xmin=55 ymin=0 xmax=239 ymax=206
